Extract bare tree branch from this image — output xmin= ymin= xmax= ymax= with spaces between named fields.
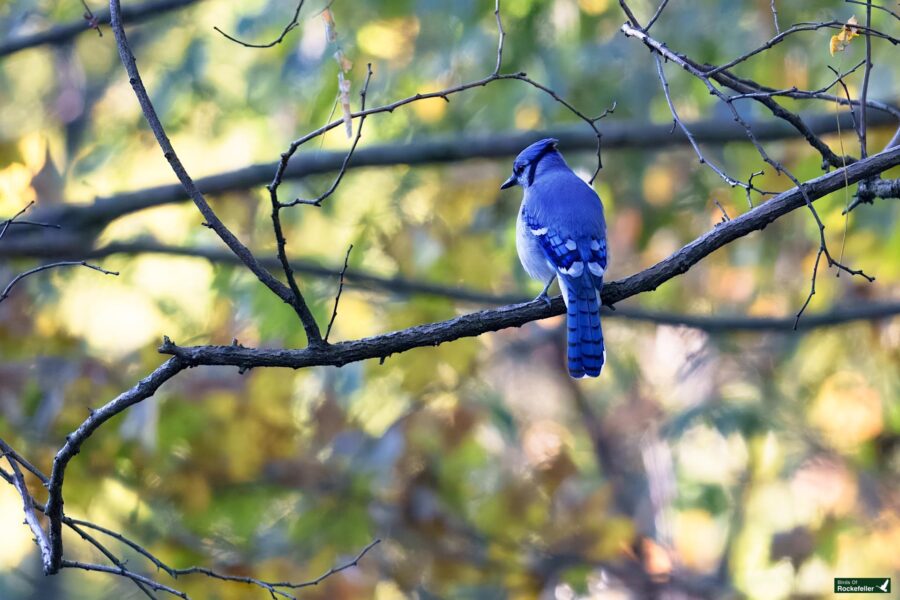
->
xmin=160 ymin=145 xmax=900 ymax=370
xmin=61 ymin=560 xmax=188 ymax=598
xmin=5 ymin=456 xmax=52 ymax=573
xmin=645 ymin=0 xmax=671 ymax=31
xmin=0 ymin=202 xmax=60 ymax=241
xmin=705 ymin=20 xmax=898 ymax=77
xmin=107 ymin=0 xmax=323 ymax=345
xmin=846 ymin=0 xmax=900 ymax=20
xmin=0 ymin=0 xmax=201 ymax=58
xmin=0 ymin=261 xmax=117 ymax=304
xmin=45 ymin=356 xmax=187 ymax=573
xmin=273 ymin=0 xmax=614 ymax=191
xmin=281 ymin=64 xmax=374 ymax=207
xmin=3 ymin=237 xmax=898 ymax=333
xmin=622 ymin=22 xmax=878 ymax=323
xmin=325 ymin=244 xmax=353 ymax=342
xmin=3 ymin=111 xmax=889 ymax=245
xmin=213 ymin=0 xmax=304 ymax=48
xmin=654 ymin=53 xmax=771 ymax=201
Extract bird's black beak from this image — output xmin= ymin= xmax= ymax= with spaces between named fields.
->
xmin=500 ymin=174 xmax=517 ymax=190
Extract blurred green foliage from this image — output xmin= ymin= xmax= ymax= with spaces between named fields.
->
xmin=0 ymin=0 xmax=898 ymax=598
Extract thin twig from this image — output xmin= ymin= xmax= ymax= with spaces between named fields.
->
xmin=267 ymin=539 xmax=381 ymax=589
xmin=0 ymin=261 xmax=118 ymax=304
xmin=80 ymin=0 xmax=103 ymax=36
xmin=60 ymin=561 xmax=189 ymax=599
xmin=617 ymin=0 xmax=643 ymax=28
xmin=0 ymin=202 xmax=37 ymax=241
xmin=726 ymin=59 xmax=865 ymax=102
xmin=493 ymin=0 xmax=505 ymax=75
xmin=624 ymin=23 xmax=876 ymax=323
xmin=65 ymin=517 xmax=379 ymax=599
xmin=273 ymin=1 xmax=614 ymax=196
xmin=283 ymin=64 xmax=374 ymax=207
xmin=795 ymin=247 xmax=824 ymax=327
xmin=653 ymin=54 xmax=770 ymax=202
xmin=213 ymin=0 xmax=305 ymax=49
xmin=770 ymin=0 xmax=781 ymax=33
xmin=827 ymin=64 xmax=857 ymax=271
xmin=0 ymin=439 xmax=48 ymax=484
xmin=645 ymin=0 xmax=670 ymax=31
xmin=845 ymin=0 xmax=900 ymax=21
xmin=858 ymin=1 xmax=874 ymax=159
xmin=65 ymin=522 xmax=157 ymax=599
xmin=325 ymin=244 xmax=353 ymax=343
xmin=705 ymin=20 xmax=898 ymax=77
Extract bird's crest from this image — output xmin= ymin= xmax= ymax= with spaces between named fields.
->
xmin=514 ymin=138 xmax=559 ymax=167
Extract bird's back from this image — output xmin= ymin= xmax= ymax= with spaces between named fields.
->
xmin=524 ymin=169 xmax=606 ymax=239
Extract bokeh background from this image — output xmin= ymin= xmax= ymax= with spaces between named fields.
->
xmin=1 ymin=0 xmax=898 ymax=598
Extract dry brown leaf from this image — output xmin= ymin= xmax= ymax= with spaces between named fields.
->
xmin=338 ymin=72 xmax=353 ymax=138
xmin=334 ymin=49 xmax=353 ymax=73
xmin=322 ymin=8 xmax=337 ymax=42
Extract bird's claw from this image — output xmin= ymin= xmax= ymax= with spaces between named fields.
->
xmin=534 ymin=291 xmax=552 ymax=308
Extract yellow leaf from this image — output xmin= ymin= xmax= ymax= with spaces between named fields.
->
xmin=830 ymin=16 xmax=860 ymax=55
xmin=830 ymin=34 xmax=842 ymax=56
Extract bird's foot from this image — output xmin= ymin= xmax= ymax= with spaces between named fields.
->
xmin=534 ymin=290 xmax=552 ymax=308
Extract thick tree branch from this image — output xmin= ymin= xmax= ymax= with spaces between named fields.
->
xmin=5 ymin=111 xmax=891 ymax=243
xmin=160 ymin=145 xmax=900 ymax=369
xmin=0 ymin=0 xmax=201 ymax=58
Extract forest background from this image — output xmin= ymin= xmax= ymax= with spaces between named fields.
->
xmin=0 ymin=0 xmax=898 ymax=598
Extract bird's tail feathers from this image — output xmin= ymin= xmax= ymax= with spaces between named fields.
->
xmin=563 ymin=275 xmax=604 ymax=378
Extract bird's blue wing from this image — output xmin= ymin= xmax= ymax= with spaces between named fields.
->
xmin=522 ymin=209 xmax=606 ymax=284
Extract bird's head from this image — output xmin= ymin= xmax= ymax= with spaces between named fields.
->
xmin=500 ymin=138 xmax=560 ymax=190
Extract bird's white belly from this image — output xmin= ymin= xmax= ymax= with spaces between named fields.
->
xmin=516 ymin=205 xmax=556 ymax=283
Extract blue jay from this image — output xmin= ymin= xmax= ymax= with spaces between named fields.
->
xmin=501 ymin=138 xmax=608 ymax=378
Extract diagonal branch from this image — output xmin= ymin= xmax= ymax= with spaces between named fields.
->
xmin=45 ymin=356 xmax=186 ymax=573
xmin=5 ymin=456 xmax=53 ymax=573
xmin=107 ymin=0 xmax=322 ymax=344
xmin=159 ymin=145 xmax=900 ymax=369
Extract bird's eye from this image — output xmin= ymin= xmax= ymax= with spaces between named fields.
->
xmin=514 ymin=165 xmax=524 ymax=175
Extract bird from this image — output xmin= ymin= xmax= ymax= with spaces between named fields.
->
xmin=500 ymin=138 xmax=608 ymax=378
